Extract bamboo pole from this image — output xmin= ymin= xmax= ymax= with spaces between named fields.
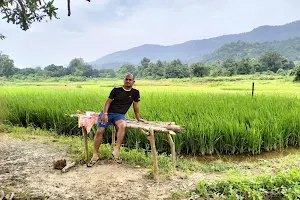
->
xmin=252 ymin=82 xmax=255 ymax=98
xmin=126 ymin=123 xmax=182 ymax=133
xmin=82 ymin=127 xmax=88 ymax=166
xmin=62 ymin=162 xmax=76 ymax=173
xmin=111 ymin=124 xmax=116 ymax=150
xmin=148 ymin=128 xmax=159 ymax=180
xmin=166 ymin=133 xmax=176 ymax=170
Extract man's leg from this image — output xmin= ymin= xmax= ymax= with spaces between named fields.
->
xmin=90 ymin=112 xmax=111 ymax=161
xmin=91 ymin=127 xmax=105 ymax=161
xmin=112 ymin=119 xmax=126 ymax=157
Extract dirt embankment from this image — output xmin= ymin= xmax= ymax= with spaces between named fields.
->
xmin=0 ymin=133 xmax=214 ymax=200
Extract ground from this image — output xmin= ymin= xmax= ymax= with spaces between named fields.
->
xmin=0 ymin=133 xmax=219 ymax=200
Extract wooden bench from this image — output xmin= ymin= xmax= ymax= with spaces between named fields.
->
xmin=67 ymin=112 xmax=185 ymax=180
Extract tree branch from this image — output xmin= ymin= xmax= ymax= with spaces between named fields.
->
xmin=67 ymin=0 xmax=71 ymax=16
xmin=0 ymin=34 xmax=6 ymax=40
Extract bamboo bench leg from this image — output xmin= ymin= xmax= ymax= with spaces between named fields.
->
xmin=148 ymin=128 xmax=159 ymax=180
xmin=166 ymin=133 xmax=176 ymax=170
xmin=111 ymin=124 xmax=116 ymax=150
xmin=138 ymin=128 xmax=159 ymax=180
xmin=82 ymin=127 xmax=89 ymax=166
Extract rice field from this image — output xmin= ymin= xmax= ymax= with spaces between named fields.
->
xmin=1 ymin=77 xmax=300 ymax=156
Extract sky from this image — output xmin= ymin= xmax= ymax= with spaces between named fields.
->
xmin=0 ymin=0 xmax=299 ymax=68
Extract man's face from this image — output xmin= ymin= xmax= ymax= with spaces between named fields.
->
xmin=124 ymin=75 xmax=135 ymax=88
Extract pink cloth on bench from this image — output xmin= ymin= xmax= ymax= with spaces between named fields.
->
xmin=78 ymin=113 xmax=99 ymax=133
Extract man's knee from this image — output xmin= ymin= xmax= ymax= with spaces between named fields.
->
xmin=115 ymin=120 xmax=126 ymax=130
xmin=96 ymin=127 xmax=105 ymax=135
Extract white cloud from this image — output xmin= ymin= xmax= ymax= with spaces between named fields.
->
xmin=0 ymin=0 xmax=299 ymax=68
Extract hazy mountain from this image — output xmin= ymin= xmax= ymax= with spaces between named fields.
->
xmin=202 ymin=37 xmax=300 ymax=62
xmin=89 ymin=20 xmax=300 ymax=69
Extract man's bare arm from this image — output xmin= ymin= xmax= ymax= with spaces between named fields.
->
xmin=103 ymin=98 xmax=113 ymax=113
xmin=133 ymin=101 xmax=147 ymax=122
xmin=100 ymin=98 xmax=113 ymax=124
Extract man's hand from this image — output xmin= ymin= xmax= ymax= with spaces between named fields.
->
xmin=138 ymin=118 xmax=148 ymax=123
xmin=100 ymin=114 xmax=108 ymax=125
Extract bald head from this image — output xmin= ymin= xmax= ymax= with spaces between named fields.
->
xmin=124 ymin=73 xmax=134 ymax=80
xmin=123 ymin=73 xmax=135 ymax=89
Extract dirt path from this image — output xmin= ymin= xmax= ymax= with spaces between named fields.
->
xmin=0 ymin=133 xmax=218 ymax=200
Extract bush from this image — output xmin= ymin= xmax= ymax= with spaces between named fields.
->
xmin=293 ymin=65 xmax=300 ymax=82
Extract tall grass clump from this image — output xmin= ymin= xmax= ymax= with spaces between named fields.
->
xmin=1 ymin=87 xmax=300 ymax=156
xmin=197 ymin=166 xmax=300 ymax=199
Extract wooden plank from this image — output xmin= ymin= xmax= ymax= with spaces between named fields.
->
xmin=66 ymin=114 xmax=184 ymax=134
xmin=82 ymin=127 xmax=88 ymax=166
xmin=126 ymin=119 xmax=184 ymax=132
xmin=166 ymin=133 xmax=176 ymax=170
xmin=126 ymin=123 xmax=183 ymax=133
xmin=148 ymin=128 xmax=159 ymax=180
xmin=62 ymin=162 xmax=76 ymax=173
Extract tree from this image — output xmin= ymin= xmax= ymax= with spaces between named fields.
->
xmin=0 ymin=33 xmax=5 ymax=40
xmin=222 ymin=59 xmax=238 ymax=76
xmin=0 ymin=51 xmax=15 ymax=77
xmin=151 ymin=60 xmax=165 ymax=79
xmin=138 ymin=57 xmax=151 ymax=77
xmin=165 ymin=59 xmax=189 ymax=78
xmin=16 ymin=67 xmax=38 ymax=76
xmin=0 ymin=0 xmax=58 ymax=38
xmin=276 ymin=68 xmax=286 ymax=76
xmin=210 ymin=67 xmax=230 ymax=77
xmin=237 ymin=58 xmax=254 ymax=75
xmin=98 ymin=69 xmax=116 ymax=78
xmin=293 ymin=64 xmax=300 ymax=82
xmin=67 ymin=58 xmax=84 ymax=75
xmin=0 ymin=0 xmax=90 ymax=39
xmin=44 ymin=64 xmax=66 ymax=77
xmin=118 ymin=64 xmax=136 ymax=77
xmin=259 ymin=52 xmax=287 ymax=73
xmin=190 ymin=62 xmax=210 ymax=77
xmin=282 ymin=59 xmax=295 ymax=70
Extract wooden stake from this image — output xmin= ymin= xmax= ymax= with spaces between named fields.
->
xmin=67 ymin=0 xmax=71 ymax=16
xmin=82 ymin=127 xmax=88 ymax=166
xmin=148 ymin=128 xmax=159 ymax=180
xmin=166 ymin=133 xmax=176 ymax=170
xmin=252 ymin=82 xmax=255 ymax=98
xmin=111 ymin=124 xmax=116 ymax=150
xmin=62 ymin=162 xmax=76 ymax=173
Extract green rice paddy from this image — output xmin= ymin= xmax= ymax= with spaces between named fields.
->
xmin=1 ymin=77 xmax=300 ymax=156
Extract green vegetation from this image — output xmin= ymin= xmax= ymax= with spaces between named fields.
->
xmin=294 ymin=64 xmax=300 ymax=82
xmin=2 ymin=124 xmax=242 ymax=175
xmin=4 ymin=123 xmax=300 ymax=199
xmin=0 ymin=0 xmax=59 ymax=39
xmin=202 ymin=37 xmax=300 ymax=62
xmin=1 ymin=78 xmax=300 ymax=156
xmin=1 ymin=50 xmax=299 ymax=81
xmin=196 ymin=166 xmax=300 ymax=199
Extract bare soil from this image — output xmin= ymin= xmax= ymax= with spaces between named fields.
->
xmin=0 ymin=133 xmax=219 ymax=200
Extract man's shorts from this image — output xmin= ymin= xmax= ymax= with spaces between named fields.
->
xmin=97 ymin=111 xmax=126 ymax=129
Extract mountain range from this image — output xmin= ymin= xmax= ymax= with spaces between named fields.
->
xmin=202 ymin=37 xmax=300 ymax=63
xmin=89 ymin=20 xmax=300 ymax=69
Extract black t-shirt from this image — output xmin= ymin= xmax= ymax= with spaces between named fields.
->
xmin=108 ymin=87 xmax=140 ymax=114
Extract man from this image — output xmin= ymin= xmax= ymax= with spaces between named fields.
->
xmin=88 ymin=73 xmax=146 ymax=167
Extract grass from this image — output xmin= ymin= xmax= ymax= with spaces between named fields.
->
xmin=0 ymin=185 xmax=49 ymax=200
xmin=2 ymin=75 xmax=300 ymax=199
xmin=195 ymin=166 xmax=300 ymax=199
xmin=3 ymin=123 xmax=300 ymax=173
xmin=2 ymin=124 xmax=241 ymax=175
xmin=1 ymin=83 xmax=300 ymax=156
xmin=2 ymin=123 xmax=300 ymax=198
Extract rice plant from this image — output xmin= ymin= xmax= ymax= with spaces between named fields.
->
xmin=1 ymin=86 xmax=300 ymax=156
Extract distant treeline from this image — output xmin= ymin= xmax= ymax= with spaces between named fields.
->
xmin=0 ymin=51 xmax=300 ymax=81
xmin=202 ymin=37 xmax=300 ymax=62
